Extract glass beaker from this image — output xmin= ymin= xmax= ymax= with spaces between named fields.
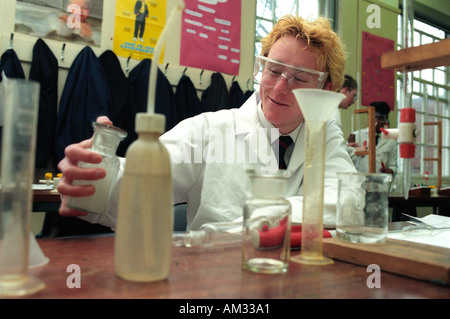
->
xmin=336 ymin=172 xmax=392 ymax=243
xmin=0 ymin=79 xmax=45 ymax=296
xmin=67 ymin=122 xmax=127 ymax=215
xmin=242 ymin=173 xmax=291 ymax=274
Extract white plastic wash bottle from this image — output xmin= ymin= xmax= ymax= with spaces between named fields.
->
xmin=115 ymin=113 xmax=173 ymax=282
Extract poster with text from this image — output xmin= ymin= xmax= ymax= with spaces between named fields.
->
xmin=361 ymin=31 xmax=396 ymax=109
xmin=113 ymin=0 xmax=166 ymax=61
xmin=180 ymin=0 xmax=241 ymax=76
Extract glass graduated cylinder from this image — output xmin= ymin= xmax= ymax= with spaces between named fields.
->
xmin=0 ymin=80 xmax=45 ymax=296
xmin=67 ymin=122 xmax=127 ymax=215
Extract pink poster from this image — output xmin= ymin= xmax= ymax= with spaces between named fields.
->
xmin=361 ymin=31 xmax=396 ymax=110
xmin=180 ymin=0 xmax=241 ymax=76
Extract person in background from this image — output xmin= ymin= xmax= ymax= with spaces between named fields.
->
xmin=338 ymin=75 xmax=358 ymax=111
xmin=56 ymin=14 xmax=356 ymax=230
xmin=347 ymin=101 xmax=397 ymax=175
xmin=332 ymin=74 xmax=358 ymax=128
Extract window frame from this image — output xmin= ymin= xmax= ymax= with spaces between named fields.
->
xmin=396 ymin=16 xmax=450 ymax=185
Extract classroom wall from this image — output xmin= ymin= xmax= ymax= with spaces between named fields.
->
xmin=0 ymin=0 xmax=256 ymax=101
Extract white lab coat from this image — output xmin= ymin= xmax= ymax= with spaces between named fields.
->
xmin=350 ymin=127 xmax=398 ymax=174
xmin=85 ymin=92 xmax=356 ymax=229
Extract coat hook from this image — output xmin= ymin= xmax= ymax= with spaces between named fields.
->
xmin=164 ymin=63 xmax=169 ymax=76
xmin=9 ymin=33 xmax=14 ymax=49
xmin=126 ymin=55 xmax=131 ymax=73
xmin=61 ymin=43 xmax=66 ymax=61
xmin=199 ymin=69 xmax=204 ymax=84
xmin=183 ymin=67 xmax=188 ymax=75
xmin=246 ymin=78 xmax=251 ymax=90
xmin=232 ymin=76 xmax=236 ymax=82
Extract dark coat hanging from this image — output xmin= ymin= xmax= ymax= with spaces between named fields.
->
xmin=98 ymin=50 xmax=137 ymax=157
xmin=29 ymin=38 xmax=58 ymax=167
xmin=0 ymin=49 xmax=25 ymax=79
xmin=174 ymin=74 xmax=201 ymax=124
xmin=230 ymin=80 xmax=254 ymax=109
xmin=229 ymin=80 xmax=246 ymax=109
xmin=54 ymin=46 xmax=111 ymax=168
xmin=201 ymin=72 xmax=229 ymax=112
xmin=0 ymin=48 xmax=26 ymax=150
xmin=128 ymin=58 xmax=177 ymax=132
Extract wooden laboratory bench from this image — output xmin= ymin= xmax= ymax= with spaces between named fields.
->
xmin=25 ymin=233 xmax=450 ymax=299
xmin=33 ymin=189 xmax=61 ymax=202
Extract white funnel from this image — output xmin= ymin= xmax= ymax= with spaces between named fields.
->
xmin=291 ymin=88 xmax=344 ymax=266
xmin=293 ymin=88 xmax=345 ymax=122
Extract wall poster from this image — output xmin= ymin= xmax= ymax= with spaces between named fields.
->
xmin=14 ymin=0 xmax=103 ymax=46
xmin=361 ymin=31 xmax=396 ymax=110
xmin=113 ymin=0 xmax=167 ymax=61
xmin=180 ymin=0 xmax=241 ymax=76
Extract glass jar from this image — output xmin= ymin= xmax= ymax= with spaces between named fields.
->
xmin=242 ymin=173 xmax=291 ymax=274
xmin=67 ymin=122 xmax=127 ymax=215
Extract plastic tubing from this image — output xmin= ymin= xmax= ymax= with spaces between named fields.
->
xmin=147 ymin=0 xmax=185 ymax=114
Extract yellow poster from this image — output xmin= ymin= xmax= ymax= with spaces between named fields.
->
xmin=113 ymin=0 xmax=166 ymax=61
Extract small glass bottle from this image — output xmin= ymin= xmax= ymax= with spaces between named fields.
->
xmin=67 ymin=122 xmax=127 ymax=215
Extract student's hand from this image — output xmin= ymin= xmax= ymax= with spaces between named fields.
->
xmin=57 ymin=116 xmax=112 ymax=217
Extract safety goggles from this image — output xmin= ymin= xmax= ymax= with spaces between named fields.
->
xmin=253 ymin=55 xmax=328 ymax=90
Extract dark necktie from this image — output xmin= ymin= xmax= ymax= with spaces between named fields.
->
xmin=278 ymin=135 xmax=294 ymax=169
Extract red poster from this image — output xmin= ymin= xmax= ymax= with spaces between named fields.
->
xmin=180 ymin=0 xmax=241 ymax=76
xmin=361 ymin=31 xmax=395 ymax=110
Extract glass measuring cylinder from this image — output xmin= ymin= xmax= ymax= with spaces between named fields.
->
xmin=0 ymin=79 xmax=45 ymax=296
xmin=291 ymin=89 xmax=345 ymax=266
xmin=67 ymin=122 xmax=127 ymax=215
